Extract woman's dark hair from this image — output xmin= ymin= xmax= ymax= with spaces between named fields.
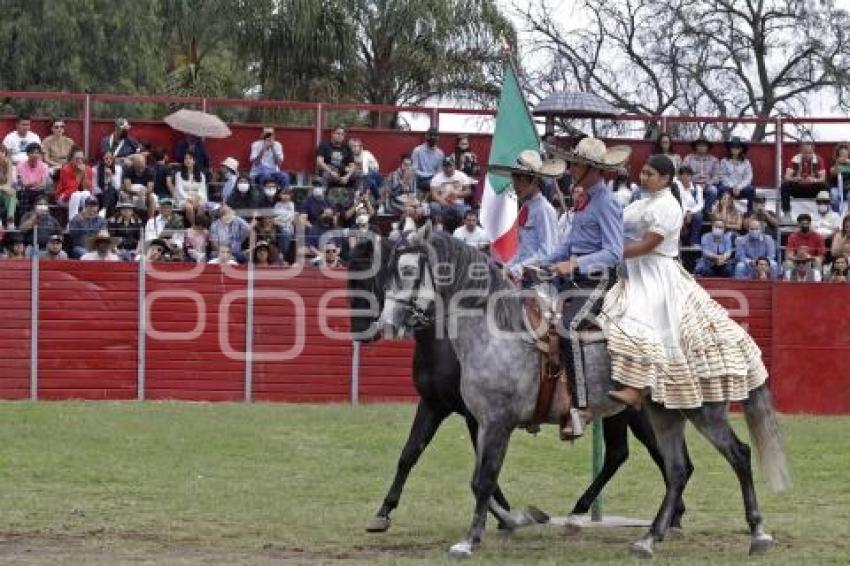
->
xmin=647 ymin=154 xmax=681 ymax=204
xmin=179 ymin=150 xmax=202 ymax=182
xmin=841 ymin=214 xmax=850 ymax=236
xmin=653 ymin=133 xmax=673 ymax=154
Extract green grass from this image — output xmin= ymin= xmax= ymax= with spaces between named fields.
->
xmin=0 ymin=402 xmax=847 ymax=564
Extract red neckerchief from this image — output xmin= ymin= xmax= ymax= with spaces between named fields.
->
xmin=518 ymin=203 xmax=530 ymax=226
xmin=573 ymin=191 xmax=591 ymax=212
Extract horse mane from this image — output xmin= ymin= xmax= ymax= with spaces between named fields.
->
xmin=425 ymin=232 xmax=525 ymax=333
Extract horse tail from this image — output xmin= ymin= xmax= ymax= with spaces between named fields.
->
xmin=742 ymin=384 xmax=792 ymax=492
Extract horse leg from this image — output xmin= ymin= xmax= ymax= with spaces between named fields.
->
xmin=631 ymin=403 xmax=689 ymax=559
xmin=628 ymin=407 xmax=691 ymax=531
xmin=448 ymin=420 xmax=512 ymax=558
xmin=367 ymin=400 xmax=447 ymax=532
xmin=568 ymin=411 xmax=630 ymax=520
xmin=686 ymin=404 xmax=774 ymax=556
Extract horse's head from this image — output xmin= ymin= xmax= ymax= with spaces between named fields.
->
xmin=378 ymin=221 xmax=439 ymax=339
xmin=347 ymin=236 xmax=386 ymax=342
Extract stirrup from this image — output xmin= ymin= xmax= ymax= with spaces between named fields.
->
xmin=559 ymin=408 xmax=586 ymax=441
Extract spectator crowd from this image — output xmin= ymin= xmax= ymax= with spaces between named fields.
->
xmin=1 ymin=111 xmax=849 ymax=282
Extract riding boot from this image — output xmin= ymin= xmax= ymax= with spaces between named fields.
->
xmin=609 ymin=386 xmax=644 ymax=409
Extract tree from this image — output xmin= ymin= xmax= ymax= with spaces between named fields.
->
xmin=518 ymin=0 xmax=850 ymax=141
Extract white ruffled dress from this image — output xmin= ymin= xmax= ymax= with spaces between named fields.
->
xmin=601 ymin=189 xmax=768 ymax=409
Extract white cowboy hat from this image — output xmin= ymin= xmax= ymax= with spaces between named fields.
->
xmin=220 ymin=157 xmax=239 ymax=172
xmin=488 ymin=149 xmax=566 ymax=179
xmin=85 ymin=229 xmax=121 ymax=251
xmin=548 ymin=137 xmax=631 ymax=171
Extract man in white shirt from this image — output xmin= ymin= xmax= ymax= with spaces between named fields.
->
xmin=349 ymin=137 xmax=381 ymax=199
xmin=812 ymin=190 xmax=841 ymax=238
xmin=2 ymin=114 xmax=41 ymax=165
xmin=429 ymin=157 xmax=473 ymax=223
xmin=452 ymin=210 xmax=489 ymax=249
xmin=675 ymin=165 xmax=704 ymax=246
xmin=249 ymin=127 xmax=290 ymax=188
xmin=80 ymin=230 xmax=121 ymax=261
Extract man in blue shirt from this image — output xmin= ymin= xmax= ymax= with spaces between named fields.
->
xmin=541 ymin=137 xmax=630 ymax=437
xmin=695 ymin=219 xmax=735 ymax=277
xmin=488 ymin=150 xmax=565 ymax=281
xmin=411 ymin=128 xmax=444 ymax=192
xmin=734 ymin=218 xmax=778 ymax=278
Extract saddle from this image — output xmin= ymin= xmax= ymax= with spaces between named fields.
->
xmin=522 ymin=283 xmax=583 ymax=441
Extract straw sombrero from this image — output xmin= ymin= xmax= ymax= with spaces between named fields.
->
xmin=488 ymin=149 xmax=566 ymax=179
xmin=85 ymin=229 xmax=121 ymax=251
xmin=547 ymin=137 xmax=631 ymax=171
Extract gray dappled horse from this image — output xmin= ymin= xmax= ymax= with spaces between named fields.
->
xmin=348 ymin=237 xmax=687 ymax=535
xmin=378 ymin=224 xmax=791 ymax=559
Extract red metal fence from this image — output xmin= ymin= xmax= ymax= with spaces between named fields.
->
xmin=1 ymin=258 xmax=848 ymax=413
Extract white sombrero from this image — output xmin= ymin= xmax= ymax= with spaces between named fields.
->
xmin=488 ymin=149 xmax=566 ymax=179
xmin=547 ymin=137 xmax=631 ymax=171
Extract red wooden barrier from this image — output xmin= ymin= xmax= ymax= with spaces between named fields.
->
xmin=0 ymin=261 xmax=31 ymax=399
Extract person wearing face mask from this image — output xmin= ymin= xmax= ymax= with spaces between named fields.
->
xmin=733 ymin=218 xmax=777 ymax=279
xmin=695 ymin=220 xmax=734 ymax=277
xmin=226 ymin=176 xmax=269 ymax=220
xmin=19 ymin=194 xmax=63 ymax=252
xmin=218 ymin=157 xmax=240 ymax=203
xmin=299 ymin=184 xmax=332 ymax=226
xmin=305 ymin=207 xmax=339 ymax=256
xmin=784 ymin=213 xmax=826 ymax=274
xmin=209 ymin=204 xmax=251 ymax=263
xmin=811 ymin=190 xmax=841 ymax=238
xmin=347 ymin=212 xmax=373 ymax=251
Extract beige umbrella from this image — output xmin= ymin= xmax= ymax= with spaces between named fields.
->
xmin=164 ymin=109 xmax=232 ymax=139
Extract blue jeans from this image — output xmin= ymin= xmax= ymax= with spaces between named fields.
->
xmin=830 ymin=186 xmax=848 ymax=212
xmin=251 ymin=170 xmax=290 ymax=189
xmin=683 ymin=211 xmax=704 ymax=245
xmin=695 ymin=258 xmax=733 ymax=277
xmin=716 ymin=181 xmax=756 ymax=213
xmin=701 ymin=184 xmax=719 ymax=216
xmin=429 ymin=201 xmax=469 ymax=222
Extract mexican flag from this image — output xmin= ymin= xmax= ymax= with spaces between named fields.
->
xmin=479 ymin=61 xmax=540 ymax=262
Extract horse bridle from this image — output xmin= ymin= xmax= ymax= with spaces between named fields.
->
xmin=385 ymin=243 xmax=437 ymax=330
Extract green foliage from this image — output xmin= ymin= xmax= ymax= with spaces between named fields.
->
xmin=0 ymin=0 xmax=513 ymax=119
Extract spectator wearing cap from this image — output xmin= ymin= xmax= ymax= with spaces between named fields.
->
xmin=68 ymin=197 xmax=107 ymax=258
xmin=452 ymin=209 xmax=489 ymax=249
xmin=429 ymin=156 xmax=473 ymax=225
xmin=109 ymin=200 xmax=144 ymax=260
xmin=144 ymin=198 xmax=184 ymax=246
xmin=785 ymin=213 xmax=826 ymax=273
xmin=42 ymin=119 xmax=75 ymax=172
xmin=695 ymin=219 xmax=734 ymax=277
xmin=19 ymin=194 xmax=62 ymax=252
xmin=209 ymin=204 xmax=251 ymax=263
xmin=829 ymin=143 xmax=850 ymax=212
xmin=734 ymin=218 xmax=778 ymax=279
xmin=80 ymin=229 xmax=121 ymax=261
xmin=717 ymin=136 xmax=755 ymax=212
xmin=174 ymin=133 xmax=210 ymax=174
xmin=249 ymin=126 xmax=290 ymax=189
xmin=0 ymin=145 xmax=17 ymax=229
xmin=2 ymin=231 xmax=26 ymax=259
xmin=682 ymin=137 xmax=720 ymax=212
xmin=16 ymin=143 xmax=51 ymax=216
xmin=252 ymin=214 xmax=282 ymax=258
xmin=251 ymin=239 xmax=278 ymax=267
xmin=742 ymin=194 xmax=778 ymax=231
xmin=100 ymin=118 xmax=140 ymax=164
xmin=2 ymin=114 xmax=41 ymax=165
xmin=780 ymin=140 xmax=827 ymax=222
xmin=40 ymin=233 xmax=67 ymax=260
xmin=55 ymin=147 xmax=95 ymax=221
xmin=316 ymin=126 xmax=354 ymax=188
xmin=218 ymin=157 xmax=240 ymax=202
xmin=675 ymin=165 xmax=704 ymax=245
xmin=785 ymin=252 xmax=822 ymax=282
xmin=312 ymin=240 xmax=343 ymax=267
xmin=812 ymin=190 xmax=841 ymax=239
xmin=411 ymin=127 xmax=444 ymax=192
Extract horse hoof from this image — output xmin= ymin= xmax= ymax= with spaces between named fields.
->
xmin=448 ymin=540 xmax=474 ymax=559
xmin=365 ymin=516 xmax=390 ymax=533
xmin=749 ymin=533 xmax=775 ymax=555
xmin=560 ymin=514 xmax=586 ymax=537
xmin=524 ymin=505 xmax=551 ymax=524
xmin=630 ymin=538 xmax=654 ymax=559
